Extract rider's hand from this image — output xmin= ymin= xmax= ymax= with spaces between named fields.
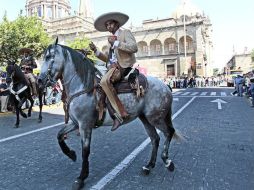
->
xmin=89 ymin=42 xmax=97 ymax=53
xmin=108 ymin=36 xmax=117 ymax=46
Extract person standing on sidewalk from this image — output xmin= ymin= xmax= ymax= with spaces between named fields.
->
xmin=235 ymin=74 xmax=244 ymax=97
xmin=0 ymin=78 xmax=10 ymax=112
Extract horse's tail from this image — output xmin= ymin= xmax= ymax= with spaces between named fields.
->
xmin=165 ymin=104 xmax=186 ymax=142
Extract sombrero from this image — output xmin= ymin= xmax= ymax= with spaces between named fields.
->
xmin=94 ymin=12 xmax=129 ymax=32
xmin=18 ymin=48 xmax=33 ymax=55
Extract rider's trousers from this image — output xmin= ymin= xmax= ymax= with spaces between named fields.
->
xmin=100 ymin=66 xmax=128 ymax=119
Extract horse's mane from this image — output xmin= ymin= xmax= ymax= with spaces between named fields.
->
xmin=48 ymin=44 xmax=96 ymax=92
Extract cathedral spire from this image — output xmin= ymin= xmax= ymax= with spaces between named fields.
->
xmin=79 ymin=0 xmax=93 ymax=19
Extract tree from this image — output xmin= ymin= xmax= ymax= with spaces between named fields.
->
xmin=0 ymin=15 xmax=51 ymax=66
xmin=67 ymin=37 xmax=96 ymax=60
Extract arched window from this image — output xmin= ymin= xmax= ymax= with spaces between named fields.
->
xmin=164 ymin=38 xmax=176 ymax=54
xmin=150 ymin=39 xmax=162 ymax=56
xmin=179 ymin=36 xmax=194 ymax=53
xmin=137 ymin=41 xmax=148 ymax=57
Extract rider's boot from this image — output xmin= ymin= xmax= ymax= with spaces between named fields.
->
xmin=106 ymin=102 xmax=121 ymax=131
xmin=107 ymin=87 xmax=129 ymax=131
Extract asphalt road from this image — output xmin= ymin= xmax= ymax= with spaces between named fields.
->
xmin=0 ymin=87 xmax=253 ymax=190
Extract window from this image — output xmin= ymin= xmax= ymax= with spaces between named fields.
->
xmin=47 ymin=6 xmax=52 ymax=18
xmin=58 ymin=8 xmax=62 ymax=18
xmin=37 ymin=6 xmax=42 ymax=17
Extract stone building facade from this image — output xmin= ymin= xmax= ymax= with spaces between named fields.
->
xmin=226 ymin=53 xmax=254 ymax=74
xmin=26 ymin=0 xmax=214 ymax=77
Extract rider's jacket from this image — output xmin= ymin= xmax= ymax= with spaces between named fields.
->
xmin=20 ymin=56 xmax=37 ymax=73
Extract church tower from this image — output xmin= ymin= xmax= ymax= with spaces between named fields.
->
xmin=79 ymin=0 xmax=94 ymax=20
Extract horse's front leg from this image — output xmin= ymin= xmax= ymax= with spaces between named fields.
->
xmin=72 ymin=127 xmax=92 ymax=190
xmin=14 ymin=104 xmax=20 ymax=128
xmin=18 ymin=97 xmax=27 ymax=118
xmin=27 ymin=96 xmax=34 ymax=117
xmin=57 ymin=123 xmax=78 ymax=161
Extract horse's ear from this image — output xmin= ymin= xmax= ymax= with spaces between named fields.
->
xmin=55 ymin=37 xmax=58 ymax=45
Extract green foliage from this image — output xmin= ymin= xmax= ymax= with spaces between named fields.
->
xmin=67 ymin=37 xmax=96 ymax=60
xmin=0 ymin=15 xmax=51 ymax=66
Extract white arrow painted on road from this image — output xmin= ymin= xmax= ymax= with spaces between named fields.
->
xmin=210 ymin=99 xmax=227 ymax=109
xmin=173 ymin=98 xmax=179 ymax=101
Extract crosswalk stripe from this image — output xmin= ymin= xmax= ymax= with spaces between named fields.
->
xmin=190 ymin=92 xmax=199 ymax=95
xmin=173 ymin=91 xmax=229 ymax=96
xmin=181 ymin=92 xmax=191 ymax=95
xmin=200 ymin=92 xmax=208 ymax=95
xmin=173 ymin=91 xmax=182 ymax=95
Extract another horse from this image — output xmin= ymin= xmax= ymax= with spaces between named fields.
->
xmin=6 ymin=62 xmax=44 ymax=127
xmin=38 ymin=39 xmax=178 ymax=190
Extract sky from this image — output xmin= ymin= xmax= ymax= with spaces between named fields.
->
xmin=0 ymin=0 xmax=253 ymax=70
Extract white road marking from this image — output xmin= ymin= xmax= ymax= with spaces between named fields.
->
xmin=210 ymin=92 xmax=216 ymax=96
xmin=221 ymin=92 xmax=227 ymax=96
xmin=90 ymin=97 xmax=197 ymax=190
xmin=181 ymin=92 xmax=190 ymax=95
xmin=190 ymin=92 xmax=199 ymax=95
xmin=0 ymin=122 xmax=65 ymax=143
xmin=173 ymin=91 xmax=182 ymax=95
xmin=173 ymin=98 xmax=179 ymax=101
xmin=200 ymin=92 xmax=208 ymax=96
xmin=210 ymin=99 xmax=227 ymax=110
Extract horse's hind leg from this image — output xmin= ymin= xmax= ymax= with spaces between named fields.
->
xmin=57 ymin=123 xmax=78 ymax=162
xmin=38 ymin=92 xmax=43 ymax=122
xmin=158 ymin=110 xmax=175 ymax=171
xmin=139 ymin=115 xmax=160 ymax=175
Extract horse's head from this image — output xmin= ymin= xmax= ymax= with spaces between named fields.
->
xmin=39 ymin=37 xmax=96 ymax=92
xmin=6 ymin=60 xmax=16 ymax=86
xmin=38 ymin=38 xmax=64 ymax=87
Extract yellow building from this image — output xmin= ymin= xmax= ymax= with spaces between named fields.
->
xmin=26 ymin=0 xmax=214 ymax=77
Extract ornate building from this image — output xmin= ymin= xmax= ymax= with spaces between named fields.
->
xmin=26 ymin=0 xmax=214 ymax=77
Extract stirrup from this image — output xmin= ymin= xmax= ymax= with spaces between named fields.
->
xmin=114 ymin=113 xmax=123 ymax=124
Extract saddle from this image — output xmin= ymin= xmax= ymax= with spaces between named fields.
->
xmin=96 ymin=68 xmax=148 ymax=97
xmin=95 ymin=68 xmax=148 ymax=126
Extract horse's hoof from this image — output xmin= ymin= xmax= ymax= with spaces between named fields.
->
xmin=68 ymin=150 xmax=77 ymax=162
xmin=14 ymin=124 xmax=19 ymax=128
xmin=38 ymin=118 xmax=42 ymax=123
xmin=166 ymin=161 xmax=175 ymax=172
xmin=141 ymin=166 xmax=150 ymax=175
xmin=72 ymin=178 xmax=84 ymax=190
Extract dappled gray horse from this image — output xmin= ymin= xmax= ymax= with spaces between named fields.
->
xmin=39 ymin=39 xmax=179 ymax=190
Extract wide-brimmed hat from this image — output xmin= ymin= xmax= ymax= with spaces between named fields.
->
xmin=94 ymin=12 xmax=129 ymax=32
xmin=18 ymin=48 xmax=33 ymax=55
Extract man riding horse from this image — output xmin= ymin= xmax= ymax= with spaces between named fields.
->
xmin=19 ymin=48 xmax=38 ymax=96
xmin=89 ymin=12 xmax=138 ymax=131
